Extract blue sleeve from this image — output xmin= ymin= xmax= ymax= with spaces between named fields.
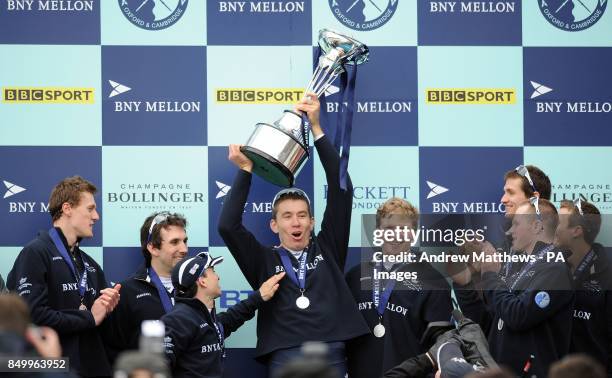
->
xmin=162 ymin=313 xmax=193 ymax=370
xmin=8 ymin=245 xmax=96 ymax=334
xmin=314 ymin=135 xmax=353 ymax=269
xmin=482 ymin=264 xmax=574 ymax=332
xmin=217 ymin=170 xmax=268 ymax=289
xmin=217 ymin=291 xmax=264 ymax=338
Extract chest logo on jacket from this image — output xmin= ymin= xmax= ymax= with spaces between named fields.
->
xmin=274 ymin=254 xmax=324 ymax=274
xmin=201 ymin=343 xmax=223 ymax=354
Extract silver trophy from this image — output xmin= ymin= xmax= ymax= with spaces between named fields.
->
xmin=240 ymin=29 xmax=369 ymax=187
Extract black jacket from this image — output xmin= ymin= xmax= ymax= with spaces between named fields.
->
xmin=218 ymin=135 xmax=369 ymax=359
xmin=345 ymin=260 xmax=452 ymax=378
xmin=7 ymin=228 xmax=112 ymax=377
xmin=570 ymin=243 xmax=612 ymax=376
xmin=162 ymin=292 xmax=264 ymax=378
xmin=454 ymin=242 xmax=574 ymax=377
xmin=102 ymin=264 xmax=172 ymax=365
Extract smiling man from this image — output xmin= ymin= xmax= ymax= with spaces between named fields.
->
xmin=162 ymin=251 xmax=284 ymax=378
xmin=345 ymin=198 xmax=452 ymax=378
xmin=218 ymin=93 xmax=369 ymax=375
xmin=456 ymin=200 xmax=573 ymax=377
xmin=103 ymin=212 xmax=189 ymax=365
xmin=7 ymin=175 xmax=121 ymax=377
xmin=501 ymin=164 xmax=551 ymax=216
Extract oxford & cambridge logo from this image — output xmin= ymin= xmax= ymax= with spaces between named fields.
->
xmin=118 ymin=0 xmax=188 ymax=30
xmin=538 ymin=0 xmax=607 ymax=31
xmin=329 ymin=0 xmax=398 ymax=31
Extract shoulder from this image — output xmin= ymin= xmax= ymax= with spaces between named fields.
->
xmin=17 ymin=234 xmax=53 ymax=262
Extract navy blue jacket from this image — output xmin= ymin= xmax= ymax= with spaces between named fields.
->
xmin=455 ymin=242 xmax=574 ymax=378
xmin=218 ymin=135 xmax=369 ymax=359
xmin=345 ymin=260 xmax=452 ymax=378
xmin=7 ymin=228 xmax=112 ymax=377
xmin=102 ymin=264 xmax=172 ymax=365
xmin=570 ymin=243 xmax=612 ymax=376
xmin=162 ymin=292 xmax=263 ymax=378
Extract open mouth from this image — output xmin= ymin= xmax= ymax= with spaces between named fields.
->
xmin=290 ymin=231 xmax=303 ymax=240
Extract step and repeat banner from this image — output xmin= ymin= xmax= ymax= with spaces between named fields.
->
xmin=1 ymin=1 xmax=611 ymax=376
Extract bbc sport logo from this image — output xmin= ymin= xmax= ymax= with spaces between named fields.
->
xmin=118 ymin=0 xmax=188 ymax=30
xmin=538 ymin=0 xmax=607 ymax=31
xmin=329 ymin=0 xmax=398 ymax=31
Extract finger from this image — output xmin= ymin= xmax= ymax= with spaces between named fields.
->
xmin=304 ymin=91 xmax=317 ymax=100
xmin=100 ymin=288 xmax=118 ymax=297
xmin=269 ymin=272 xmax=286 ymax=283
xmin=113 ymin=283 xmax=122 ymax=292
xmin=99 ymin=294 xmax=111 ymax=302
xmin=272 ymin=284 xmax=279 ymax=291
xmin=25 ymin=328 xmax=42 ymax=345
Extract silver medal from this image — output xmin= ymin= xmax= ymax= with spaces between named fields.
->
xmin=373 ymin=323 xmax=386 ymax=338
xmin=296 ymin=295 xmax=310 ymax=309
xmin=79 ymin=303 xmax=87 ymax=311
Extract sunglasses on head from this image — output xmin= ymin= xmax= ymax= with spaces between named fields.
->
xmin=515 ymin=165 xmax=537 ymax=194
xmin=272 ymin=188 xmax=311 ymax=207
xmin=147 ymin=212 xmax=171 ymax=243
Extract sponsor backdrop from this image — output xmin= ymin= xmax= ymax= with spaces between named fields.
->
xmin=1 ymin=0 xmax=611 ymax=375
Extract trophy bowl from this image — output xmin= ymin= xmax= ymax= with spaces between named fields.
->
xmin=241 ymin=111 xmax=309 ymax=187
xmin=240 ymin=29 xmax=369 ymax=187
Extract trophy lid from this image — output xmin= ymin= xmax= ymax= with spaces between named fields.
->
xmin=318 ymin=29 xmax=369 ymax=66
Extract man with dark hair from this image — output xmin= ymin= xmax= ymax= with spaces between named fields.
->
xmin=452 ymin=200 xmax=574 ymax=377
xmin=555 ymin=200 xmax=612 ymax=374
xmin=7 ymin=176 xmax=121 ymax=377
xmin=345 ymin=197 xmax=453 ymax=378
xmin=218 ymin=94 xmax=369 ymax=375
xmin=162 ymin=251 xmax=284 ymax=377
xmin=103 ymin=212 xmax=188 ymax=364
xmin=502 ymin=164 xmax=551 ymax=215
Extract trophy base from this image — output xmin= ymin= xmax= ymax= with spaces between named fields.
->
xmin=241 ymin=146 xmax=296 ymax=188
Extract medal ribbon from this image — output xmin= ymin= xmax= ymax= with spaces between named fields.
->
xmin=372 ymin=261 xmax=399 ymax=318
xmin=507 ymin=244 xmax=555 ymax=291
xmin=48 ymin=228 xmax=88 ymax=301
xmin=573 ymin=249 xmax=596 ymax=282
xmin=148 ymin=267 xmax=174 ymax=314
xmin=276 ymin=247 xmax=308 ymax=292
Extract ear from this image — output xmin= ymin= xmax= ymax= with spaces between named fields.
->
xmin=533 ymin=219 xmax=544 ymax=234
xmin=532 ymin=191 xmax=541 ymax=198
xmin=147 ymin=242 xmax=160 ymax=257
xmin=61 ymin=202 xmax=72 ymax=217
xmin=571 ymin=225 xmax=584 ymax=240
xmin=270 ymin=218 xmax=279 ymax=234
xmin=196 ymin=275 xmax=207 ymax=289
xmin=308 ymin=217 xmax=315 ymax=232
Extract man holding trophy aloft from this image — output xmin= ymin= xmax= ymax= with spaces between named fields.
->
xmin=218 ymin=91 xmax=368 ymax=376
xmin=218 ymin=29 xmax=370 ymax=376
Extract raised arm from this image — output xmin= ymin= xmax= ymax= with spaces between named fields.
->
xmin=295 ymin=93 xmax=353 ymax=269
xmin=217 ymin=145 xmax=267 ymax=289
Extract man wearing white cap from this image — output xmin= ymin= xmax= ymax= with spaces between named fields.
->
xmin=162 ymin=251 xmax=284 ymax=378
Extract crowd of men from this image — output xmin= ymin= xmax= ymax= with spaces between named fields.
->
xmin=0 ymin=94 xmax=610 ymax=378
